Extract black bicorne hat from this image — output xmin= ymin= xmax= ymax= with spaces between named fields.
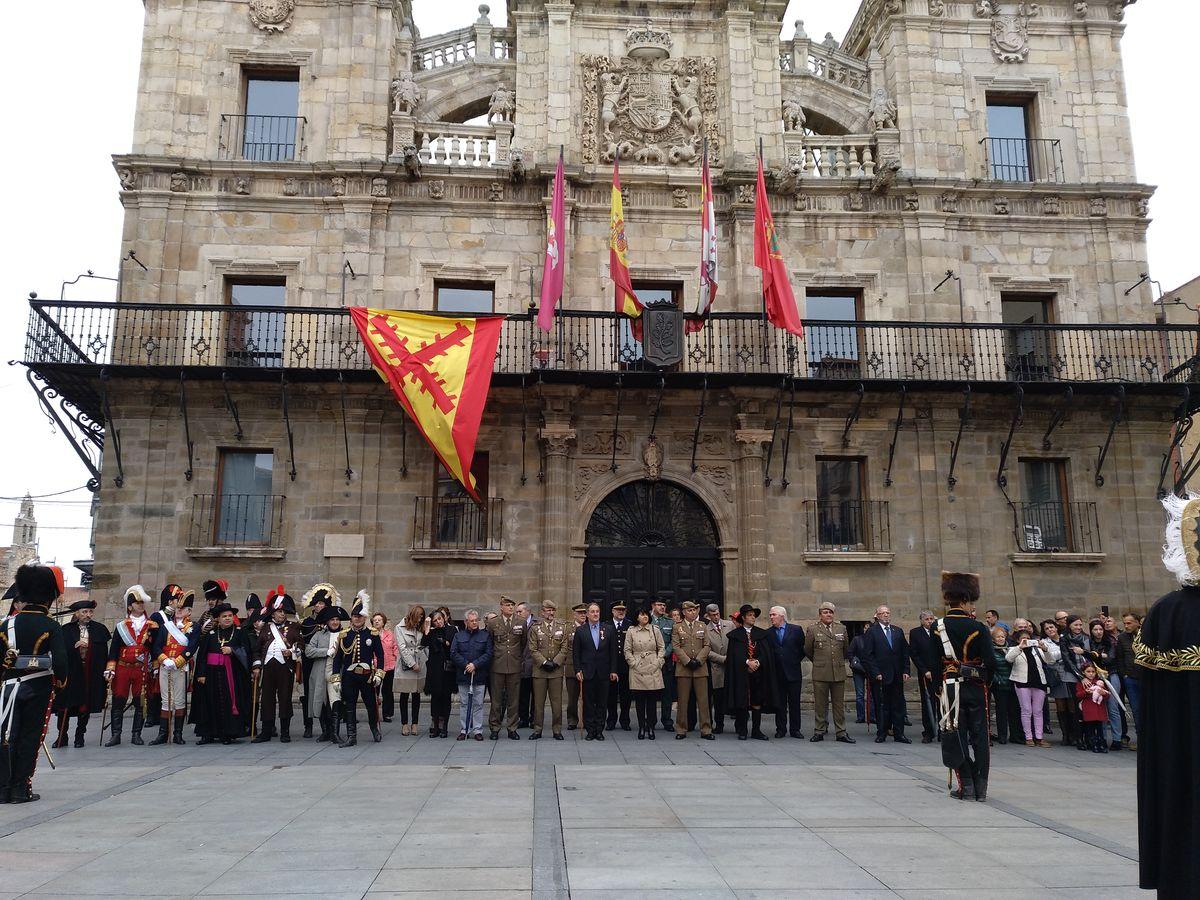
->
xmin=203 ymin=579 xmax=228 ymax=601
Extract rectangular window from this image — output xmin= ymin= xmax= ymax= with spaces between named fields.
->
xmin=242 ymin=70 xmax=300 ymax=161
xmin=1019 ymin=458 xmax=1071 ymax=551
xmin=435 ymin=280 xmax=495 ymax=314
xmin=216 ymin=450 xmax=274 ymax=544
xmin=806 ymin=290 xmax=862 ymax=377
xmin=986 ymin=95 xmax=1033 ymax=181
xmin=1002 ymin=292 xmax=1054 ymax=381
xmin=814 ymin=457 xmax=867 ymax=549
xmin=433 ymin=453 xmax=490 ymax=548
xmin=225 ymin=277 xmax=286 ymax=368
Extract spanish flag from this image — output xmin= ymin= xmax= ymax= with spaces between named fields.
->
xmin=610 ymin=158 xmax=643 ymax=320
xmin=350 ymin=307 xmax=503 ymax=503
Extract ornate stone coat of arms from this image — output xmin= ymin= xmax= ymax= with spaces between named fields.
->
xmin=581 ymin=25 xmax=720 ymax=166
xmin=249 ymin=0 xmax=296 ymax=32
xmin=982 ymin=3 xmax=1039 ymax=63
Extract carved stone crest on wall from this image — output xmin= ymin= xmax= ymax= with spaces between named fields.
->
xmin=169 ymin=171 xmax=189 ymax=192
xmin=982 ymin=3 xmax=1039 ymax=63
xmin=234 ymin=176 xmax=251 ymax=195
xmin=427 ymin=179 xmax=445 ymax=200
xmin=940 ymin=191 xmax=959 ymax=213
xmin=1041 ymin=194 xmax=1062 ymax=216
xmin=248 ymin=0 xmax=296 ymax=33
xmin=330 ymin=176 xmax=346 ymax=197
xmin=580 ymin=25 xmax=720 ymax=166
xmin=1088 ymin=197 xmax=1108 ymax=217
xmin=903 ymin=194 xmax=919 ymax=211
xmin=671 ymin=188 xmax=689 ymax=208
xmin=283 ymin=177 xmax=299 ymax=196
xmin=371 ymin=177 xmax=389 ymax=197
xmin=642 ymin=439 xmax=664 ymax=481
xmin=994 ymin=195 xmax=1010 ymax=215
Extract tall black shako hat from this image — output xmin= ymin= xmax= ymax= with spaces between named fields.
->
xmin=265 ymin=585 xmax=296 ymax=616
xmin=203 ymin=579 xmax=228 ymax=602
xmin=16 ymin=564 xmax=63 ymax=611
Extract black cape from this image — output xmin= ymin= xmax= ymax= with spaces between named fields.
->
xmin=56 ymin=620 xmax=111 ymax=715
xmin=725 ymin=625 xmax=780 ymax=712
xmin=1136 ymin=587 xmax=1200 ymax=899
xmin=189 ymin=626 xmax=252 ymax=739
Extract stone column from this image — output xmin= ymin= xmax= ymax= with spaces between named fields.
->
xmin=473 ymin=5 xmax=494 ymax=60
xmin=540 ymin=422 xmax=576 ymax=606
xmin=494 ymin=121 xmax=514 ymax=166
xmin=790 ymin=19 xmax=809 ymax=73
xmin=733 ymin=426 xmax=772 ymax=607
xmin=544 ymin=2 xmax=574 ymax=158
xmin=390 ymin=113 xmax=416 ymax=159
xmin=723 ymin=7 xmax=757 ymax=167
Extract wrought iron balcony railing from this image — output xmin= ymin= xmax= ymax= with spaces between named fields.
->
xmin=1015 ymin=501 xmax=1101 ymax=554
xmin=23 ymin=300 xmax=1200 ymax=393
xmin=803 ymin=500 xmax=891 ymax=552
xmin=188 ymin=493 xmax=286 ymax=548
xmin=413 ymin=496 xmax=504 ymax=552
xmin=981 ymin=137 xmax=1064 ymax=183
xmin=218 ymin=114 xmax=306 ymax=162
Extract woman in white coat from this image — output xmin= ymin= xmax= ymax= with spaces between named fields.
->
xmin=394 ymin=605 xmax=428 ymax=736
xmin=1005 ymin=623 xmax=1061 ymax=747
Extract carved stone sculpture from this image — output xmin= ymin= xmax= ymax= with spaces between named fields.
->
xmin=1042 ymin=194 xmax=1062 ymax=216
xmin=581 ymin=25 xmax=720 ymax=166
xmin=487 ymin=87 xmax=515 ymax=124
xmin=1089 ymin=196 xmax=1108 ymax=216
xmin=994 ymin=196 xmax=1010 ymax=215
xmin=118 ymin=169 xmax=137 ymax=191
xmin=510 ymin=150 xmax=529 ymax=183
xmin=234 ymin=176 xmax=250 ymax=195
xmin=330 ymin=176 xmax=346 ymax=197
xmin=929 ymin=0 xmax=946 ymax=15
xmin=371 ymin=176 xmax=389 ymax=198
xmin=427 ymin=180 xmax=445 ymax=200
xmin=975 ymin=0 xmax=996 ymax=14
xmin=283 ymin=177 xmax=299 ymax=196
xmin=402 ymin=145 xmax=421 ymax=181
xmin=940 ymin=191 xmax=959 ymax=213
xmin=782 ymin=98 xmax=806 ymax=132
xmin=672 ymin=188 xmax=689 ymax=208
xmin=985 ymin=3 xmax=1039 ymax=63
xmin=488 ymin=182 xmax=504 ymax=202
xmin=169 ymin=171 xmax=189 ymax=193
xmin=736 ymin=184 xmax=755 ymax=204
xmin=866 ymin=88 xmax=898 ymax=131
xmin=643 ymin=439 xmax=664 ymax=481
xmin=903 ymin=194 xmax=920 ymax=212
xmin=1074 ymin=0 xmax=1088 ymax=15
xmin=847 ymin=192 xmax=865 ymax=212
xmin=774 ymin=158 xmax=803 ymax=196
xmin=884 ymin=0 xmax=903 ymax=13
xmin=1134 ymin=197 xmax=1149 ymax=217
xmin=871 ymin=158 xmax=901 ymax=194
xmin=249 ymin=0 xmax=295 ymax=32
xmin=391 ymin=71 xmax=421 ymax=115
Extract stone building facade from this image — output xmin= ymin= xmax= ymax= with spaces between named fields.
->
xmin=24 ymin=0 xmax=1181 ymax=630
xmin=0 ymin=495 xmax=38 ymax=590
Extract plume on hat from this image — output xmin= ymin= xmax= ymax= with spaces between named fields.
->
xmin=302 ymin=582 xmax=341 ymax=610
xmin=1162 ymin=492 xmax=1200 ymax=586
xmin=353 ymin=589 xmax=371 ymax=618
xmin=125 ymin=584 xmax=152 ymax=605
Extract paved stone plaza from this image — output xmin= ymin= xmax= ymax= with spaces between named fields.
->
xmin=0 ymin=716 xmax=1139 ymax=899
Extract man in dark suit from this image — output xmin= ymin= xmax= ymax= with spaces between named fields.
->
xmin=605 ymin=602 xmax=632 ymax=731
xmin=909 ymin=610 xmax=939 ymax=743
xmin=766 ymin=606 xmax=806 ymax=738
xmin=572 ymin=602 xmax=618 ymax=740
xmin=861 ymin=605 xmax=911 ymax=743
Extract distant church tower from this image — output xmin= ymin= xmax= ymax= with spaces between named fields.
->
xmin=1 ymin=494 xmax=38 ymax=588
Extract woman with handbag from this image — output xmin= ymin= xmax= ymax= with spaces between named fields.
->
xmin=420 ymin=609 xmax=456 ymax=738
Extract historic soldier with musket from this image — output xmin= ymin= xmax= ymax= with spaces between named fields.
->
xmin=725 ymin=604 xmax=780 ymax=741
xmin=104 ymin=584 xmax=155 ymax=746
xmin=932 ymin=571 xmax=996 ymax=801
xmin=0 ymin=564 xmax=68 ymax=804
xmin=333 ymin=591 xmax=384 ymax=746
xmin=147 ymin=589 xmax=195 ymax=745
xmin=252 ymin=588 xmax=302 ymax=743
xmin=528 ymin=601 xmax=568 ymax=740
xmin=53 ymin=598 xmax=110 ymax=748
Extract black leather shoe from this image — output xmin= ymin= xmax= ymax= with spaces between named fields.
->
xmin=791 ymin=732 xmax=805 ymax=740
xmin=596 ymin=733 xmax=605 ymax=741
xmin=775 ymin=730 xmax=786 ymax=739
xmin=529 ymin=732 xmax=542 ymax=740
xmin=508 ymin=730 xmax=520 ymax=740
xmin=675 ymin=733 xmax=687 ymax=740
xmin=490 ymin=732 xmax=499 ymax=741
xmin=836 ymin=734 xmax=856 ymax=744
xmin=737 ymin=733 xmax=747 ymax=741
xmin=921 ymin=734 xmax=934 ymax=744
xmin=585 ymin=734 xmax=595 ymax=741
xmin=605 ymin=724 xmax=615 ymax=732
xmin=751 ymin=731 xmax=768 ymax=741
xmin=553 ymin=733 xmax=564 ymax=740
xmin=647 ymin=730 xmax=655 ymax=741
xmin=810 ymin=733 xmax=825 ymax=742
xmin=701 ymin=733 xmax=715 ymax=741
xmin=197 ymin=736 xmax=215 ymax=745
xmin=875 ymin=735 xmax=887 ymax=743
xmin=894 ymin=736 xmax=912 ymax=744
xmin=621 ymin=723 xmax=631 ymax=731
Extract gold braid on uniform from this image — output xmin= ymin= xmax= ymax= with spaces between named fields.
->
xmin=1133 ymin=630 xmax=1200 ymax=672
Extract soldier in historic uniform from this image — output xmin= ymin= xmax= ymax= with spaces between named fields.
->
xmin=242 ymin=593 xmax=265 ymax=644
xmin=528 ymin=601 xmax=568 ymax=740
xmin=564 ymin=603 xmax=586 ymax=730
xmin=333 ymin=591 xmax=384 ymax=746
xmin=605 ymin=602 xmax=632 ymax=731
xmin=934 ymin=571 xmax=996 ymax=801
xmin=198 ymin=579 xmax=229 ymax=634
xmin=673 ymin=601 xmax=714 ymax=740
xmin=252 ymin=589 xmax=303 ymax=743
xmin=104 ymin=585 xmax=155 ymax=746
xmin=52 ymin=598 xmax=110 ymax=749
xmin=486 ymin=595 xmax=527 ymax=739
xmin=306 ymin=604 xmax=347 ymax=743
xmin=298 ymin=583 xmax=338 ymax=738
xmin=144 ymin=584 xmax=187 ymax=737
xmin=0 ymin=565 xmax=68 ymax=803
xmin=805 ymin=601 xmax=854 ymax=743
xmin=147 ymin=589 xmax=195 ymax=745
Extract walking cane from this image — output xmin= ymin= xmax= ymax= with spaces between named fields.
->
xmin=250 ymin=668 xmax=261 ymax=739
xmin=99 ymin=680 xmax=112 ymax=737
xmin=38 ymin=688 xmax=56 ymax=771
xmin=166 ymin=672 xmax=174 ymax=745
xmin=464 ymin=669 xmax=476 ymax=736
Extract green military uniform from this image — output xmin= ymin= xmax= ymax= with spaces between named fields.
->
xmin=673 ymin=602 xmax=713 ymax=738
xmin=563 ymin=605 xmax=585 ymax=730
xmin=528 ymin=604 xmax=569 ymax=738
xmin=486 ymin=601 xmax=528 ymax=736
xmin=804 ymin=607 xmax=852 ymax=739
xmin=652 ymin=610 xmax=675 ymax=728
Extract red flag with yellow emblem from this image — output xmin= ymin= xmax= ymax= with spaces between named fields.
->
xmin=350 ymin=307 xmax=503 ymax=503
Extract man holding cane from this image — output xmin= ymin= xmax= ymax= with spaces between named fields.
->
xmin=252 ymin=588 xmax=303 ymax=744
xmin=148 ymin=590 xmax=195 ymax=745
xmin=451 ymin=610 xmax=492 ymax=740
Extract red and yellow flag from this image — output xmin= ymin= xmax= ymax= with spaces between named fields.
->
xmin=609 ymin=159 xmax=643 ymax=320
xmin=350 ymin=307 xmax=503 ymax=503
xmin=753 ymin=155 xmax=804 ymax=337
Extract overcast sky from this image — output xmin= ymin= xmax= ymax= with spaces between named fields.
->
xmin=0 ymin=1 xmax=1187 ymax=585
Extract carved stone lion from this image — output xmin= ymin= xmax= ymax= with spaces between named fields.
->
xmin=402 ymin=146 xmax=421 ymax=181
xmin=391 ymin=71 xmax=421 ymax=115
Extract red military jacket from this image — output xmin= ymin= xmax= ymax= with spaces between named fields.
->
xmin=106 ymin=617 xmax=154 ymax=672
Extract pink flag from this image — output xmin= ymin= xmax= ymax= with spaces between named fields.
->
xmin=688 ymin=144 xmax=718 ymax=334
xmin=536 ymin=152 xmax=566 ymax=332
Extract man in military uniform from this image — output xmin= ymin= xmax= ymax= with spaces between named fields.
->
xmin=53 ymin=598 xmax=110 ymax=749
xmin=147 ymin=589 xmax=195 ymax=745
xmin=672 ymin=601 xmax=714 ymax=740
xmin=651 ymin=599 xmax=675 ymax=731
xmin=298 ymin=583 xmax=338 ymax=738
xmin=486 ymin=595 xmax=527 ymax=740
xmin=104 ymin=585 xmax=155 ymax=746
xmin=198 ymin=579 xmax=229 ymax=633
xmin=528 ymin=601 xmax=568 ymax=740
xmin=804 ymin=601 xmax=854 ymax=743
xmin=333 ymin=590 xmax=384 ymax=746
xmin=606 ymin=602 xmax=632 ymax=731
xmin=934 ymin=571 xmax=996 ymax=801
xmin=516 ymin=601 xmax=537 ymax=728
xmin=252 ymin=589 xmax=303 ymax=743
xmin=564 ymin=604 xmax=586 ymax=730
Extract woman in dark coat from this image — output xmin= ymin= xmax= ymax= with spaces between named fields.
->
xmin=53 ymin=600 xmax=111 ymax=748
xmin=724 ymin=604 xmax=779 ymax=740
xmin=421 ymin=609 xmax=457 ymax=738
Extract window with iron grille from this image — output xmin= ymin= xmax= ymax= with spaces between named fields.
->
xmin=1019 ymin=458 xmax=1071 ymax=551
xmin=806 ymin=289 xmax=862 ymax=378
xmin=215 ymin=451 xmax=274 ymax=544
xmin=225 ymin=277 xmax=285 ymax=368
xmin=814 ymin=457 xmax=867 ymax=549
xmin=431 ymin=452 xmax=491 ymax=549
xmin=241 ymin=70 xmax=300 ymax=161
xmin=1002 ymin=293 xmax=1055 ymax=381
xmin=617 ymin=280 xmax=680 ymax=365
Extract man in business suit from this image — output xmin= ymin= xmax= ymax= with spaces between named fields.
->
xmin=767 ymin=606 xmax=806 ymax=739
xmin=704 ymin=604 xmax=730 ymax=733
xmin=909 ymin=610 xmax=939 ymax=743
xmin=861 ymin=605 xmax=911 ymax=743
xmin=572 ymin=602 xmax=618 ymax=740
xmin=605 ymin=602 xmax=632 ymax=731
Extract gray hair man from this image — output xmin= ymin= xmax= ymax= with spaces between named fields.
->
xmin=804 ymin=601 xmax=854 ymax=743
xmin=703 ymin=604 xmax=731 ymax=733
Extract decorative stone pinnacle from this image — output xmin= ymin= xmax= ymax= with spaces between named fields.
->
xmin=477 ymin=4 xmax=491 ymax=24
xmin=794 ymin=19 xmax=806 ymax=39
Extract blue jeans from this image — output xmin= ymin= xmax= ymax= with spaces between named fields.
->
xmin=852 ymin=671 xmax=867 ymax=722
xmin=1104 ymin=675 xmax=1122 ymax=744
xmin=458 ymin=683 xmax=486 ymax=735
xmin=1124 ymin=674 xmax=1141 ymax=735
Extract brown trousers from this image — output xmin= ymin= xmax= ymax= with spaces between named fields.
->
xmin=813 ymin=679 xmax=848 ymax=736
xmin=489 ymin=670 xmax=522 ymax=732
xmin=531 ymin=676 xmax=563 ymax=734
xmin=675 ymin=676 xmax=711 ymax=735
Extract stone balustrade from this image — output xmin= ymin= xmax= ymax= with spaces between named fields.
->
xmin=417 ymin=123 xmax=499 ymax=167
xmin=779 ymin=39 xmax=871 ymax=100
xmin=415 ymin=24 xmax=514 ymax=71
xmin=784 ymin=133 xmax=879 ymax=178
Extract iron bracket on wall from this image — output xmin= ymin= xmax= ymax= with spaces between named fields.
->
xmin=1041 ymin=386 xmax=1074 ymax=450
xmin=883 ymin=384 xmax=908 ymax=488
xmin=649 ymin=375 xmax=666 ymax=441
xmin=996 ymin=385 xmax=1025 ymax=489
xmin=221 ymin=370 xmax=243 ymax=440
xmin=1156 ymin=386 xmax=1191 ymax=499
xmin=779 ymin=377 xmax=797 ymax=490
xmin=24 ymin=367 xmax=102 ymax=490
xmin=1093 ymin=385 xmax=1125 ymax=487
xmin=947 ymin=385 xmax=971 ymax=491
xmin=338 ymin=371 xmax=353 ymax=483
xmin=179 ymin=372 xmax=195 ymax=482
xmin=763 ymin=377 xmax=786 ymax=486
xmin=610 ymin=374 xmax=624 ymax=473
xmin=842 ymin=382 xmax=866 ymax=448
xmin=99 ymin=368 xmax=125 ymax=488
xmin=690 ymin=376 xmax=709 ymax=474
xmin=280 ymin=373 xmax=297 ymax=482
xmin=399 ymin=414 xmax=409 ymax=478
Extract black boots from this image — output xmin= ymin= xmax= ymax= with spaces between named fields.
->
xmin=280 ymin=721 xmax=291 ymax=743
xmin=951 ymin=769 xmax=975 ymax=801
xmin=303 ymin=716 xmax=313 ymax=739
xmin=371 ymin=722 xmax=382 ymax=743
xmin=340 ymin=721 xmax=358 ymax=748
xmin=105 ymin=701 xmax=125 ymax=747
xmin=52 ymin=716 xmax=69 ymax=749
xmin=251 ymin=726 xmax=274 ymax=743
xmin=974 ymin=776 xmax=988 ymax=802
xmin=149 ymin=721 xmax=170 ymax=745
xmin=317 ymin=710 xmax=332 ymax=742
xmin=173 ymin=715 xmax=185 ymax=744
xmin=130 ymin=708 xmax=145 ymax=746
xmin=75 ymin=715 xmax=88 ymax=748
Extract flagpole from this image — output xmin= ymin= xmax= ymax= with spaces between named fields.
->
xmin=759 ymin=137 xmax=767 ymax=326
xmin=555 ymin=143 xmax=565 ymax=365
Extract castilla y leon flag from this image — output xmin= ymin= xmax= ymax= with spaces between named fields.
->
xmin=753 ymin=155 xmax=804 ymax=337
xmin=350 ymin=307 xmax=503 ymax=503
xmin=536 ymin=150 xmax=566 ymax=333
xmin=610 ymin=158 xmax=643 ymax=322
xmin=687 ymin=144 xmax=719 ymax=334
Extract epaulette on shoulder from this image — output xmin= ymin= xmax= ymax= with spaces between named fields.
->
xmin=368 ymin=627 xmax=380 ymax=636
